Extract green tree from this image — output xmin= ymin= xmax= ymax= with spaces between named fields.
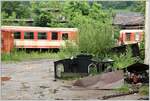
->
xmin=77 ymin=15 xmax=114 ymax=57
xmin=34 ymin=12 xmax=52 ymax=27
xmin=2 ymin=1 xmax=31 ymax=19
xmin=60 ymin=1 xmax=115 ymax=57
xmin=30 ymin=1 xmax=64 ymax=27
xmin=130 ymin=1 xmax=145 ymax=14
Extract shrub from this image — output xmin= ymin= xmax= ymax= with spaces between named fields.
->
xmin=60 ymin=40 xmax=79 ymax=58
xmin=112 ymin=47 xmax=136 ymax=69
xmin=69 ymin=14 xmax=115 ymax=58
xmin=116 ymin=84 xmax=130 ymax=93
xmin=139 ymin=85 xmax=149 ymax=96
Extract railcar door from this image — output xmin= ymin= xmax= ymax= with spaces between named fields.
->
xmin=1 ymin=31 xmax=14 ymax=53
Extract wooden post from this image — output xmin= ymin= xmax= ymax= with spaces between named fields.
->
xmin=145 ymin=0 xmax=150 ymax=65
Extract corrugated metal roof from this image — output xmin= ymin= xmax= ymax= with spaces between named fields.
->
xmin=113 ymin=12 xmax=144 ymax=25
xmin=1 ymin=26 xmax=78 ymax=32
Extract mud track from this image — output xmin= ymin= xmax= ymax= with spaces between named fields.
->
xmin=1 ymin=59 xmax=143 ymax=100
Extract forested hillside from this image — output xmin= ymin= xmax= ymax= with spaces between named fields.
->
xmin=1 ymin=1 xmax=145 ymax=27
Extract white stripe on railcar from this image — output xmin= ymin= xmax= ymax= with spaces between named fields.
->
xmin=14 ymin=39 xmax=66 ymax=47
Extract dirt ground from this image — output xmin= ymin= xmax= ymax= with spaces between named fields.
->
xmin=1 ymin=59 xmax=144 ymax=100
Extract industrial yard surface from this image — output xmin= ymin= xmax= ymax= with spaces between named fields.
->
xmin=1 ymin=59 xmax=144 ymax=100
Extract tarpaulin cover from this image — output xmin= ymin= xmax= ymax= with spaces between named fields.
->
xmin=126 ymin=63 xmax=149 ymax=72
xmin=73 ymin=70 xmax=124 ymax=89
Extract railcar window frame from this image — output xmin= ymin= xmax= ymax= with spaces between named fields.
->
xmin=62 ymin=33 xmax=68 ymax=40
xmin=126 ymin=32 xmax=131 ymax=41
xmin=51 ymin=32 xmax=58 ymax=40
xmin=14 ymin=32 xmax=21 ymax=39
xmin=24 ymin=32 xmax=34 ymax=39
xmin=135 ymin=32 xmax=140 ymax=41
xmin=38 ymin=32 xmax=47 ymax=40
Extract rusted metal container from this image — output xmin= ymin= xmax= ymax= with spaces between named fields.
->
xmin=1 ymin=30 xmax=14 ymax=53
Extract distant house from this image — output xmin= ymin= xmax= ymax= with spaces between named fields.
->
xmin=113 ymin=12 xmax=144 ymax=29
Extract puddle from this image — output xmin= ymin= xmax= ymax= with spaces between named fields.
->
xmin=39 ymin=86 xmax=49 ymax=89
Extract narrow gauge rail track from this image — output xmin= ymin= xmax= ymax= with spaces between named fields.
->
xmin=102 ymin=90 xmax=139 ymax=100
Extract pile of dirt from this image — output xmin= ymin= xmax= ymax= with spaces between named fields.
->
xmin=73 ymin=70 xmax=124 ymax=89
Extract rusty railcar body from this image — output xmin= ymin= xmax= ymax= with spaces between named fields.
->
xmin=1 ymin=26 xmax=78 ymax=51
xmin=118 ymin=29 xmax=144 ymax=45
xmin=1 ymin=30 xmax=14 ymax=53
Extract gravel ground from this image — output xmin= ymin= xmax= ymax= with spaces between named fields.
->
xmin=1 ymin=59 xmax=143 ymax=100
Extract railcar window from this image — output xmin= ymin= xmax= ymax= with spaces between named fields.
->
xmin=24 ymin=32 xmax=34 ymax=39
xmin=14 ymin=32 xmax=21 ymax=39
xmin=135 ymin=32 xmax=139 ymax=41
xmin=62 ymin=33 xmax=68 ymax=40
xmin=126 ymin=33 xmax=131 ymax=41
xmin=38 ymin=32 xmax=47 ymax=39
xmin=52 ymin=32 xmax=58 ymax=40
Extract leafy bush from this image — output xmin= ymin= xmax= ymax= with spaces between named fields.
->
xmin=139 ymin=34 xmax=145 ymax=61
xmin=116 ymin=84 xmax=130 ymax=93
xmin=60 ymin=40 xmax=79 ymax=58
xmin=112 ymin=47 xmax=136 ymax=69
xmin=139 ymin=85 xmax=149 ymax=96
xmin=59 ymin=1 xmax=116 ymax=58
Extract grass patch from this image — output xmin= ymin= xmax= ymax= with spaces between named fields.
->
xmin=60 ymin=73 xmax=83 ymax=80
xmin=139 ymin=85 xmax=149 ymax=96
xmin=112 ymin=47 xmax=136 ymax=69
xmin=1 ymin=50 xmax=68 ymax=62
xmin=116 ymin=84 xmax=130 ymax=93
xmin=116 ymin=84 xmax=149 ymax=96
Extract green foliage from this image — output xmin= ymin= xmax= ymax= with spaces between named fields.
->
xmin=1 ymin=1 xmax=145 ymax=26
xmin=99 ymin=1 xmax=145 ymax=14
xmin=1 ymin=49 xmax=66 ymax=62
xmin=34 ymin=12 xmax=52 ymax=27
xmin=63 ymin=1 xmax=90 ymax=16
xmin=130 ymin=1 xmax=145 ymax=14
xmin=77 ymin=17 xmax=114 ymax=57
xmin=1 ymin=1 xmax=31 ymax=19
xmin=116 ymin=84 xmax=130 ymax=93
xmin=55 ymin=1 xmax=115 ymax=58
xmin=60 ymin=41 xmax=79 ymax=58
xmin=112 ymin=47 xmax=136 ymax=69
xmin=99 ymin=1 xmax=134 ymax=9
xmin=139 ymin=85 xmax=149 ymax=96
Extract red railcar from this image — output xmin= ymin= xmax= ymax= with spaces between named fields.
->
xmin=118 ymin=29 xmax=144 ymax=45
xmin=1 ymin=26 xmax=78 ymax=50
xmin=1 ymin=30 xmax=14 ymax=53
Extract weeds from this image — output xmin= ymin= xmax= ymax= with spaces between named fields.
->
xmin=139 ymin=85 xmax=149 ymax=96
xmin=1 ymin=49 xmax=67 ymax=62
xmin=112 ymin=47 xmax=136 ymax=69
xmin=60 ymin=40 xmax=79 ymax=58
xmin=116 ymin=84 xmax=130 ymax=93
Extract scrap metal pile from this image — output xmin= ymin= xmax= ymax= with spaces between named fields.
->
xmin=124 ymin=63 xmax=149 ymax=84
xmin=54 ymin=43 xmax=149 ymax=90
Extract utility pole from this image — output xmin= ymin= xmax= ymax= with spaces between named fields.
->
xmin=145 ymin=0 xmax=150 ymax=65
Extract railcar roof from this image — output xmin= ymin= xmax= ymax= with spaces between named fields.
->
xmin=1 ymin=26 xmax=78 ymax=32
xmin=120 ymin=29 xmax=144 ymax=33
